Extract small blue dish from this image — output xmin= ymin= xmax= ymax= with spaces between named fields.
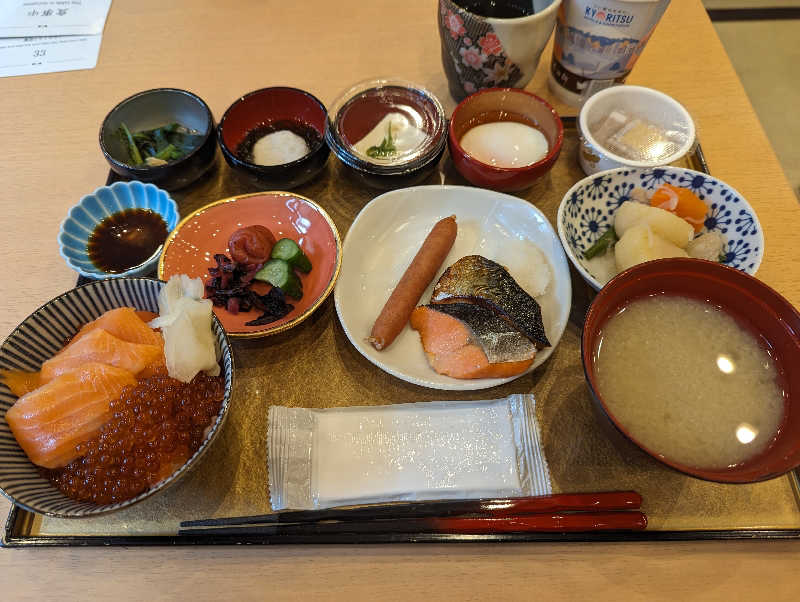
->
xmin=557 ymin=166 xmax=764 ymax=290
xmin=58 ymin=181 xmax=179 ymax=279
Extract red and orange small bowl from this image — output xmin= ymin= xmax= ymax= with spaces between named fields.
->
xmin=217 ymin=87 xmax=330 ymax=190
xmin=158 ymin=191 xmax=341 ymax=339
xmin=582 ymin=258 xmax=800 ymax=484
xmin=448 ymin=88 xmax=563 ymax=193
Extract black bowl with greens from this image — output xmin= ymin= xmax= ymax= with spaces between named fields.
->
xmin=100 ymin=88 xmax=217 ymax=190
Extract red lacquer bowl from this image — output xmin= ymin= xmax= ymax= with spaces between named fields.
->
xmin=158 ymin=192 xmax=341 ymax=337
xmin=217 ymin=87 xmax=329 ymax=190
xmin=448 ymin=88 xmax=563 ymax=193
xmin=582 ymin=258 xmax=800 ymax=483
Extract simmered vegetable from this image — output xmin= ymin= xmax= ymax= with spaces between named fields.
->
xmin=614 ymin=201 xmax=693 ymax=248
xmin=649 ymin=183 xmax=708 ymax=233
xmin=583 ymin=228 xmax=618 ymax=260
xmin=614 ymin=223 xmax=688 ymax=272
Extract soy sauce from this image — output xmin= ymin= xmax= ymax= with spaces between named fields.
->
xmin=88 ymin=209 xmax=168 ymax=273
xmin=452 ymin=0 xmax=533 ymax=18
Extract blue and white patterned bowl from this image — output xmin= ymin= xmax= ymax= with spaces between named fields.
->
xmin=0 ymin=278 xmax=233 ymax=518
xmin=557 ymin=166 xmax=764 ymax=291
xmin=58 ymin=181 xmax=180 ymax=279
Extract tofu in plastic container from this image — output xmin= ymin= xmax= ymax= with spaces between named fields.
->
xmin=577 ymin=85 xmax=696 ymax=176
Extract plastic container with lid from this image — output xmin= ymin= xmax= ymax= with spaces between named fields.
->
xmin=325 ymin=78 xmax=447 ymax=189
xmin=577 ymin=85 xmax=695 ymax=176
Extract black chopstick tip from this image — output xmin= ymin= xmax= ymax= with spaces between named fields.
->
xmin=180 ymin=514 xmax=279 ymax=528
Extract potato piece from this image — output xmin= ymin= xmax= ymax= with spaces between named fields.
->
xmin=614 ymin=202 xmax=651 ymax=235
xmin=614 ymin=201 xmax=693 ymax=248
xmin=615 ymin=223 xmax=689 ymax=272
xmin=584 ymin=251 xmax=618 ymax=286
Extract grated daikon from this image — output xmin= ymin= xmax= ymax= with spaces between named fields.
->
xmin=251 ymin=130 xmax=310 ymax=166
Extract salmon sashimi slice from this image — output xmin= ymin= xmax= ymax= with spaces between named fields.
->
xmin=410 ymin=304 xmax=536 ymax=379
xmin=40 ymin=328 xmax=161 ymax=383
xmin=137 ymin=355 xmax=168 ymax=378
xmin=132 ymin=310 xmax=166 ymax=376
xmin=81 ymin=307 xmax=166 ymax=377
xmin=5 ymin=362 xmax=136 ymax=468
xmin=0 ymin=370 xmax=42 ymax=397
xmin=1 ymin=308 xmax=164 ymax=398
xmin=66 ymin=307 xmax=163 ymax=348
xmin=134 ymin=310 xmax=159 ymax=324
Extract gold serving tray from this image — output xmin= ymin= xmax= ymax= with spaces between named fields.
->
xmin=5 ymin=121 xmax=800 ymax=544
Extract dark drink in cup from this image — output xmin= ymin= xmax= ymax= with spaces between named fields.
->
xmin=451 ymin=0 xmax=534 ymax=18
xmin=438 ymin=0 xmax=561 ymax=101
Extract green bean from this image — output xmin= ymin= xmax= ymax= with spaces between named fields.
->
xmin=118 ymin=122 xmax=143 ymax=166
xmin=583 ymin=228 xmax=618 ymax=260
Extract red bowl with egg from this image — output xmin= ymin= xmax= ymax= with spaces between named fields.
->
xmin=582 ymin=258 xmax=800 ymax=483
xmin=217 ymin=87 xmax=330 ymax=189
xmin=448 ymin=88 xmax=563 ymax=193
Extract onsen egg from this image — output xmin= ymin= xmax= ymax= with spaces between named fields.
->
xmin=459 ymin=122 xmax=549 ymax=168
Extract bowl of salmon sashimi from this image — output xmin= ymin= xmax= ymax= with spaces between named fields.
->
xmin=0 ymin=276 xmax=233 ymax=517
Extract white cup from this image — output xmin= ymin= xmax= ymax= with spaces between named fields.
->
xmin=577 ymin=84 xmax=695 ymax=175
xmin=548 ymin=0 xmax=671 ymax=106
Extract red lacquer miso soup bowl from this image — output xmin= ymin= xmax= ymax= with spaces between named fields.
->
xmin=218 ymin=87 xmax=329 ymax=189
xmin=448 ymin=88 xmax=563 ymax=193
xmin=581 ymin=258 xmax=800 ymax=483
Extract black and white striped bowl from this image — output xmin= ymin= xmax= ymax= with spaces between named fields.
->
xmin=0 ymin=278 xmax=234 ymax=518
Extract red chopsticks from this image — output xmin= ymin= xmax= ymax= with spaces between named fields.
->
xmin=178 ymin=491 xmax=646 ymax=536
xmin=429 ymin=512 xmax=647 ymax=533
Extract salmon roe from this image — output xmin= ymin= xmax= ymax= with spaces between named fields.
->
xmin=48 ymin=374 xmax=224 ymax=505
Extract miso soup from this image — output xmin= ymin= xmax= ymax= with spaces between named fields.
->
xmin=594 ymin=295 xmax=785 ymax=469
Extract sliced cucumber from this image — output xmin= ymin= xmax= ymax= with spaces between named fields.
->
xmin=254 ymin=259 xmax=303 ymax=299
xmin=270 ymin=238 xmax=312 ymax=273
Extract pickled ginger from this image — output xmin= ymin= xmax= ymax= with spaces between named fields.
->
xmin=150 ymin=275 xmax=220 ymax=383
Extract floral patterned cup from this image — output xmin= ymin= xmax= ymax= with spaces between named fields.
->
xmin=438 ymin=0 xmax=561 ymax=101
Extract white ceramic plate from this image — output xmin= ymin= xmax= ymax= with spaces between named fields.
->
xmin=334 ymin=185 xmax=571 ymax=390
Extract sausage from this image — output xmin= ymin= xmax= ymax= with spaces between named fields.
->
xmin=369 ymin=215 xmax=457 ymax=350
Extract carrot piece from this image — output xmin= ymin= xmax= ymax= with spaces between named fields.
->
xmin=650 ymin=183 xmax=708 ymax=233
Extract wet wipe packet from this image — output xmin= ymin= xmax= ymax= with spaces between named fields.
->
xmin=268 ymin=394 xmax=551 ymax=510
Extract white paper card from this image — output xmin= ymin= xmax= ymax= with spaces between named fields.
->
xmin=0 ymin=34 xmax=103 ymax=78
xmin=0 ymin=0 xmax=112 ymax=37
